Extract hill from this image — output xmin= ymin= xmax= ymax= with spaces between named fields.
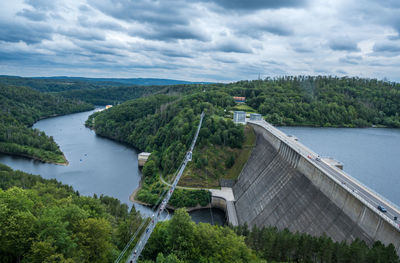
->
xmin=222 ymin=76 xmax=400 ymax=127
xmin=0 ymin=84 xmax=93 ymax=163
xmin=0 ymin=163 xmax=143 ymax=263
xmin=0 ymin=75 xmax=208 ymax=93
xmin=33 ymin=76 xmax=211 ymax=86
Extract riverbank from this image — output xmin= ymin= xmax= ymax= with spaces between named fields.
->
xmin=0 ymin=142 xmax=69 ymax=165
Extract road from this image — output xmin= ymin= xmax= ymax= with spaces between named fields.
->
xmin=248 ymin=119 xmax=400 ymax=229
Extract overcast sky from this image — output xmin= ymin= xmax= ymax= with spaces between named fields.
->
xmin=0 ymin=0 xmax=399 ymax=82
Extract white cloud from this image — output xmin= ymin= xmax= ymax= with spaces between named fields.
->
xmin=0 ymin=0 xmax=399 ymax=82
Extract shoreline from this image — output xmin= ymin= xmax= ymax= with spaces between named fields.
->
xmin=0 ymin=149 xmax=69 ymax=166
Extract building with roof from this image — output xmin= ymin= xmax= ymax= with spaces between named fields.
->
xmin=233 ymin=96 xmax=245 ymax=103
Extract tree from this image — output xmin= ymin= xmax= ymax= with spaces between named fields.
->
xmin=75 ymin=218 xmax=115 ymax=263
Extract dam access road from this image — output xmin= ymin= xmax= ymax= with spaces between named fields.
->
xmin=232 ymin=119 xmax=400 ymax=255
xmin=254 ymin=119 xmax=400 ymax=224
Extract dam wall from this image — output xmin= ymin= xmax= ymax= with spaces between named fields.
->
xmin=233 ymin=121 xmax=400 ymax=254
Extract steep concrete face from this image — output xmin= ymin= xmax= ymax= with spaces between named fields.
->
xmin=233 ymin=123 xmax=400 ymax=255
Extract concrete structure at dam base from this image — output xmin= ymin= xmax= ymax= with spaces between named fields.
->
xmin=230 ymin=119 xmax=400 ymax=255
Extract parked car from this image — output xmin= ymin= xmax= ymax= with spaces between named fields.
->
xmin=377 ymin=205 xmax=387 ymax=213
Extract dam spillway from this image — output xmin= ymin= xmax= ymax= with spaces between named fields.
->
xmin=232 ymin=120 xmax=400 ymax=255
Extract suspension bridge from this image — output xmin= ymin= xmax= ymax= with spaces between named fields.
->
xmin=115 ymin=112 xmax=205 ymax=263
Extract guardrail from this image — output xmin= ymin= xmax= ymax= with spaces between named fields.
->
xmin=247 ymin=119 xmax=400 ymax=231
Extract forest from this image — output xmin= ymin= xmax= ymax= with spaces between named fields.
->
xmin=0 ymin=84 xmax=92 ymax=163
xmin=218 ymin=76 xmax=400 ymax=127
xmin=2 ymin=75 xmax=400 ymax=262
xmin=0 ymin=163 xmax=143 ymax=263
xmin=58 ymin=84 xmax=201 ymax=105
xmin=1 ymin=161 xmax=398 ymax=263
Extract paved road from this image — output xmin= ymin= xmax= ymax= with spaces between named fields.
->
xmin=249 ymin=119 xmax=400 ymax=229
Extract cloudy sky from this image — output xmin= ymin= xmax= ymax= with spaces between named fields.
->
xmin=0 ymin=0 xmax=399 ymax=82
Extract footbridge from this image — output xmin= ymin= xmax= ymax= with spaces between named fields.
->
xmin=232 ymin=119 xmax=400 ymax=255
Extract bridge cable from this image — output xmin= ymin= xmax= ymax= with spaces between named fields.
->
xmin=125 ymin=112 xmax=205 ymax=263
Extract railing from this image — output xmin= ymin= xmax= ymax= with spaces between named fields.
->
xmin=247 ymin=119 xmax=400 ymax=230
xmin=124 ymin=112 xmax=205 ymax=263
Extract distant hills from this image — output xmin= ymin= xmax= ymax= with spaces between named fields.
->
xmin=33 ymin=76 xmax=211 ymax=86
xmin=0 ymin=75 xmax=210 ymax=90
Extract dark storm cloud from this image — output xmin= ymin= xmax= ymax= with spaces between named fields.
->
xmin=24 ymin=0 xmax=57 ymax=11
xmin=329 ymin=39 xmax=360 ymax=52
xmin=236 ymin=21 xmax=293 ymax=38
xmin=213 ymin=41 xmax=253 ymax=53
xmin=88 ymin=0 xmax=190 ymax=26
xmin=78 ymin=16 xmax=125 ymax=32
xmin=88 ymin=0 xmax=209 ymax=42
xmin=201 ymin=0 xmax=308 ymax=11
xmin=0 ymin=21 xmax=53 ymax=44
xmin=17 ymin=9 xmax=48 ymax=21
xmin=58 ymin=28 xmax=106 ymax=41
xmin=161 ymin=50 xmax=193 ymax=58
xmin=130 ymin=25 xmax=209 ymax=42
xmin=373 ymin=42 xmax=400 ymax=54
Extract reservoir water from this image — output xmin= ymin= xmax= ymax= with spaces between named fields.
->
xmin=0 ymin=109 xmax=222 ymax=223
xmin=0 ymin=109 xmax=156 ymax=216
xmin=278 ymin=127 xmax=400 ymax=207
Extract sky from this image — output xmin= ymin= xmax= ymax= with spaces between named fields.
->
xmin=0 ymin=0 xmax=399 ymax=82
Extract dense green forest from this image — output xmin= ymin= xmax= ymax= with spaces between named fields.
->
xmin=0 ymin=163 xmax=143 ymax=263
xmin=0 ymin=76 xmax=200 ymax=93
xmin=220 ymin=76 xmax=400 ymax=127
xmin=1 ymin=163 xmax=398 ymax=262
xmin=5 ymin=75 xmax=398 ymax=128
xmin=0 ymin=84 xmax=92 ymax=163
xmin=139 ymin=209 xmax=399 ymax=263
xmin=87 ymin=91 xmax=245 ymax=205
xmin=234 ymin=224 xmax=400 ymax=263
xmin=87 ymin=91 xmax=243 ymax=174
xmin=58 ymin=84 xmax=201 ymax=105
xmin=0 ymin=76 xmax=123 ymax=92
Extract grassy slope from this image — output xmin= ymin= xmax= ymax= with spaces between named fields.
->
xmin=180 ymin=125 xmax=256 ymax=188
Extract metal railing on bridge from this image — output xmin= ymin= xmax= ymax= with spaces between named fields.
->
xmin=116 ymin=112 xmax=205 ymax=263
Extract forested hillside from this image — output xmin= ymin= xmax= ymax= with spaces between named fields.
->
xmin=221 ymin=76 xmax=400 ymax=127
xmin=0 ymin=163 xmax=143 ymax=263
xmin=58 ymin=84 xmax=201 ymax=105
xmin=87 ymin=91 xmax=242 ymax=174
xmin=0 ymin=84 xmax=92 ymax=163
xmin=87 ymin=91 xmax=247 ymax=205
xmin=1 ymin=162 xmax=398 ymax=262
xmin=0 ymin=76 xmax=121 ymax=92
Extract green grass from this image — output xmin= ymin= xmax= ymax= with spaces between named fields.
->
xmin=225 ymin=125 xmax=256 ymax=179
xmin=180 ymin=125 xmax=256 ymax=188
xmin=232 ymin=104 xmax=257 ymax=113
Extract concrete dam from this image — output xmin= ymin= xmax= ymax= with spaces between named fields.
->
xmin=231 ymin=119 xmax=400 ymax=255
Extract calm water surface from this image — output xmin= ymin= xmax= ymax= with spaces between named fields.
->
xmin=0 ymin=109 xmax=223 ymax=223
xmin=0 ymin=109 xmax=157 ymax=216
xmin=278 ymin=127 xmax=400 ymax=207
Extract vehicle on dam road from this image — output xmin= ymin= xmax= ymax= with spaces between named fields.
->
xmin=377 ymin=205 xmax=387 ymax=213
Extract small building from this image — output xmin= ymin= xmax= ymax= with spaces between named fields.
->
xmin=105 ymin=105 xmax=113 ymax=110
xmin=250 ymin=113 xmax=262 ymax=121
xmin=233 ymin=96 xmax=245 ymax=103
xmin=138 ymin=152 xmax=151 ymax=167
xmin=233 ymin=111 xmax=246 ymax=124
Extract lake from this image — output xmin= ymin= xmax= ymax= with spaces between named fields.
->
xmin=0 ymin=109 xmax=223 ymax=223
xmin=278 ymin=126 xmax=400 ymax=207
